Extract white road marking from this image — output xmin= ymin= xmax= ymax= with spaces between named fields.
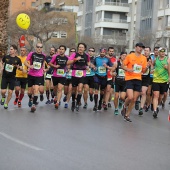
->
xmin=0 ymin=132 xmax=43 ymax=151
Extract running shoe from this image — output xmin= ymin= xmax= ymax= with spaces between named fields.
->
xmin=14 ymin=98 xmax=19 ymax=105
xmin=93 ymin=106 xmax=97 ymax=112
xmin=28 ymin=99 xmax=33 ymax=107
xmin=1 ymin=98 xmax=5 ymax=105
xmin=76 ymin=104 xmax=79 ymax=112
xmin=31 ymin=104 xmax=36 ymax=112
xmin=4 ymin=103 xmax=8 ymax=109
xmin=153 ymin=111 xmax=158 ymax=119
xmin=145 ymin=105 xmax=149 ymax=112
xmin=118 ymin=100 xmax=123 ymax=109
xmin=35 ymin=101 xmax=39 ymax=106
xmin=98 ymin=104 xmax=102 ymax=111
xmin=114 ymin=109 xmax=119 ymax=115
xmin=161 ymin=101 xmax=165 ymax=109
xmin=103 ymin=103 xmax=107 ymax=110
xmin=83 ymin=103 xmax=87 ymax=109
xmin=63 ymin=96 xmax=67 ymax=102
xmin=108 ymin=103 xmax=111 ymax=108
xmin=55 ymin=103 xmax=59 ymax=109
xmin=45 ymin=100 xmax=51 ymax=104
xmin=124 ymin=116 xmax=132 ymax=122
xmin=64 ymin=103 xmax=68 ymax=108
xmin=18 ymin=100 xmax=21 ymax=108
xmin=90 ymin=95 xmax=93 ymax=102
xmin=51 ymin=98 xmax=54 ymax=103
xmin=40 ymin=94 xmax=44 ymax=102
xmin=139 ymin=108 xmax=143 ymax=116
xmin=135 ymin=101 xmax=140 ymax=110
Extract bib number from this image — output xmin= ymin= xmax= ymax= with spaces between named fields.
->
xmin=86 ymin=68 xmax=91 ymax=75
xmin=5 ymin=64 xmax=14 ymax=72
xmin=118 ymin=69 xmax=125 ymax=77
xmin=33 ymin=62 xmax=41 ymax=70
xmin=57 ymin=69 xmax=65 ymax=76
xmin=133 ymin=64 xmax=142 ymax=73
xmin=98 ymin=66 xmax=106 ymax=74
xmin=75 ymin=70 xmax=83 ymax=77
xmin=46 ymin=74 xmax=52 ymax=78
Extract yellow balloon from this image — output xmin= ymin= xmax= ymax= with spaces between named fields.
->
xmin=16 ymin=13 xmax=30 ymax=30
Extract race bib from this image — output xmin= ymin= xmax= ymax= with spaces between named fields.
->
xmin=133 ymin=64 xmax=142 ymax=73
xmin=98 ymin=66 xmax=106 ymax=74
xmin=57 ymin=69 xmax=65 ymax=76
xmin=107 ymin=78 xmax=112 ymax=81
xmin=86 ymin=68 xmax=91 ymax=75
xmin=46 ymin=74 xmax=52 ymax=78
xmin=5 ymin=64 xmax=14 ymax=72
xmin=33 ymin=62 xmax=41 ymax=70
xmin=67 ymin=69 xmax=72 ymax=77
xmin=75 ymin=70 xmax=83 ymax=77
xmin=143 ymin=68 xmax=149 ymax=75
xmin=118 ymin=69 xmax=125 ymax=77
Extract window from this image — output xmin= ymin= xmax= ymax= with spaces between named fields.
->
xmin=60 ymin=32 xmax=67 ymax=38
xmin=52 ymin=31 xmax=67 ymax=38
xmin=52 ymin=32 xmax=59 ymax=38
xmin=31 ymin=2 xmax=36 ymax=7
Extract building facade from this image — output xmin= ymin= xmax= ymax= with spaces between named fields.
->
xmin=9 ymin=0 xmax=36 ymax=15
xmin=127 ymin=0 xmax=170 ymax=52
xmin=77 ymin=0 xmax=129 ymax=50
xmin=35 ymin=0 xmax=79 ymax=49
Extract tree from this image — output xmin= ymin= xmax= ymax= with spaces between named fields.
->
xmin=0 ymin=0 xmax=9 ymax=54
xmin=7 ymin=9 xmax=72 ymax=51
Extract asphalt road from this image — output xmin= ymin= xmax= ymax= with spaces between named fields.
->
xmin=0 ymin=95 xmax=170 ymax=170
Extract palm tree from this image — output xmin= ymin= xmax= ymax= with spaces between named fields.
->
xmin=0 ymin=0 xmax=9 ymax=54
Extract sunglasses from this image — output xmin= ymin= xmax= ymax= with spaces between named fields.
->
xmin=159 ymin=50 xmax=165 ymax=52
xmin=70 ymin=51 xmax=75 ymax=52
xmin=36 ymin=46 xmax=43 ymax=48
xmin=89 ymin=50 xmax=95 ymax=52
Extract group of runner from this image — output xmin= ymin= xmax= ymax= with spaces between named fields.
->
xmin=0 ymin=42 xmax=170 ymax=122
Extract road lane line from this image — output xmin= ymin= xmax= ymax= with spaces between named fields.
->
xmin=0 ymin=132 xmax=43 ymax=151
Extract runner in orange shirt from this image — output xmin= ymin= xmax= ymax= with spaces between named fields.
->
xmin=121 ymin=43 xmax=147 ymax=122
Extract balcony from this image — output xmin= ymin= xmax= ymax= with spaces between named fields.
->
xmin=95 ymin=18 xmax=128 ymax=29
xmin=157 ymin=9 xmax=164 ymax=17
xmin=96 ymin=1 xmax=129 ymax=13
xmin=97 ymin=1 xmax=129 ymax=7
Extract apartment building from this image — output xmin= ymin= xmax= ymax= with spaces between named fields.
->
xmin=156 ymin=0 xmax=170 ymax=52
xmin=77 ymin=0 xmax=129 ymax=50
xmin=36 ymin=0 xmax=79 ymax=12
xmin=35 ymin=0 xmax=79 ymax=48
xmin=128 ymin=0 xmax=170 ymax=52
xmin=9 ymin=0 xmax=37 ymax=15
